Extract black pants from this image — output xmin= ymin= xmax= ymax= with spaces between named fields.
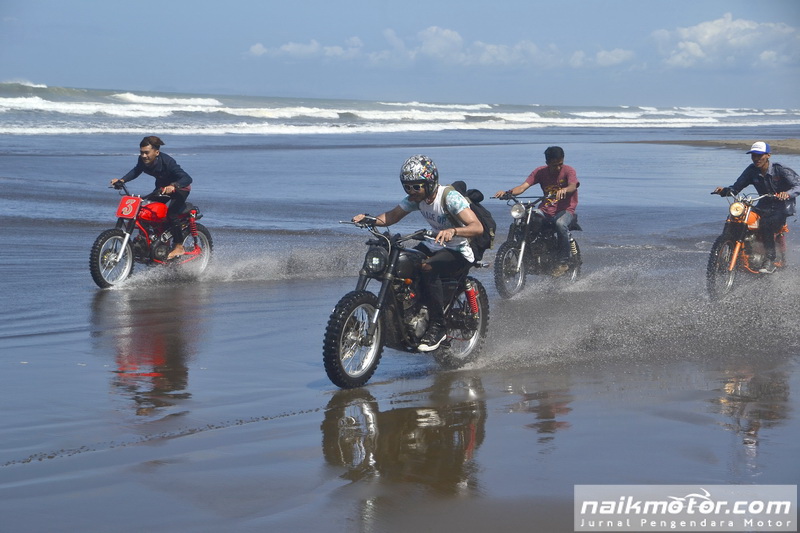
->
xmin=756 ymin=208 xmax=787 ymax=261
xmin=167 ymin=189 xmax=190 ymax=243
xmin=415 ymin=244 xmax=470 ymax=324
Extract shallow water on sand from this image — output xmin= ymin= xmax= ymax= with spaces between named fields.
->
xmin=1 ymin=132 xmax=799 ymax=531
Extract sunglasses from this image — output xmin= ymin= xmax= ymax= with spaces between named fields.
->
xmin=403 ymin=183 xmax=426 ymax=193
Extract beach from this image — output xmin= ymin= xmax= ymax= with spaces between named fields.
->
xmin=1 ymin=86 xmax=799 ymax=532
xmin=637 ymin=138 xmax=800 ymax=155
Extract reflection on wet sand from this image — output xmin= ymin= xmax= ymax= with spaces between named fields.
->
xmin=90 ymin=285 xmax=210 ymax=417
xmin=507 ymin=387 xmax=573 ymax=443
xmin=321 ymin=373 xmax=486 ymax=494
xmin=710 ymin=365 xmax=790 ymax=475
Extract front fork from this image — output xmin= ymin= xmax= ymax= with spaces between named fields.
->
xmin=112 ymin=218 xmax=135 ymax=263
xmin=514 ymin=209 xmax=535 ymax=272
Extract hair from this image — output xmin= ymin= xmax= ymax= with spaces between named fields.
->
xmin=140 ymin=135 xmax=165 ymax=149
xmin=544 ymin=146 xmax=564 ymax=162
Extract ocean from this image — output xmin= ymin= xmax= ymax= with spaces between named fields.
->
xmin=1 ymin=82 xmax=799 ymax=532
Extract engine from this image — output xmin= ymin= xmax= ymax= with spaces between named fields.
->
xmin=396 ymin=280 xmax=428 ymax=340
xmin=152 ymin=241 xmax=171 ymax=262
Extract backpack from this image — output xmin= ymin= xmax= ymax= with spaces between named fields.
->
xmin=440 ymin=181 xmax=497 ymax=261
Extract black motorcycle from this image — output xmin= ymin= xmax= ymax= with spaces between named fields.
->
xmin=493 ymin=194 xmax=582 ymax=298
xmin=323 ymin=219 xmax=490 ymax=389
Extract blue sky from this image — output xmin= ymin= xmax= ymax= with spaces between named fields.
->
xmin=1 ymin=0 xmax=798 ymax=107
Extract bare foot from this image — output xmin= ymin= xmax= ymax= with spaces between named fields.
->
xmin=167 ymin=244 xmax=186 ymax=260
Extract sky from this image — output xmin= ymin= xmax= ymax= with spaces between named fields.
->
xmin=1 ymin=0 xmax=799 ymax=108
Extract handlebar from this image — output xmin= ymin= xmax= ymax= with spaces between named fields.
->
xmin=494 ymin=193 xmax=554 ymax=205
xmin=339 ymin=220 xmax=434 ymax=242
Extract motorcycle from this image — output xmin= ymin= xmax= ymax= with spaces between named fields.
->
xmin=322 ymin=219 xmax=490 ymax=389
xmin=707 ymin=191 xmax=788 ymax=299
xmin=493 ymin=194 xmax=582 ymax=298
xmin=90 ymin=182 xmax=213 ymax=288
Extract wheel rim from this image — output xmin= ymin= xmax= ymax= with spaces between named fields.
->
xmin=499 ymin=247 xmax=524 ymax=293
xmin=340 ymin=303 xmax=380 ymax=378
xmin=98 ymin=236 xmax=132 ymax=284
xmin=710 ymin=241 xmax=736 ymax=296
xmin=444 ymin=292 xmax=482 ymax=362
xmin=181 ymin=231 xmax=211 ymax=274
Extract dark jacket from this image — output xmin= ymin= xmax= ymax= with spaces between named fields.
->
xmin=121 ymin=152 xmax=193 ymax=190
xmin=729 ymin=161 xmax=800 ymax=216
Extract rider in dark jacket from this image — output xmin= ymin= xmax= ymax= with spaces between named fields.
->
xmin=111 ymin=136 xmax=193 ymax=259
xmin=714 ymin=141 xmax=800 ymax=273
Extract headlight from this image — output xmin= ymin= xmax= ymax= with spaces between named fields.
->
xmin=729 ymin=202 xmax=746 ymax=217
xmin=510 ymin=203 xmax=526 ymax=219
xmin=363 ymin=248 xmax=388 ymax=274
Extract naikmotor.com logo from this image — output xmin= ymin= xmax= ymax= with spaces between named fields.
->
xmin=574 ymin=485 xmax=796 ymax=532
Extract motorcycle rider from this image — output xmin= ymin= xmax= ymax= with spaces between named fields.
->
xmin=110 ymin=136 xmax=193 ymax=260
xmin=352 ymin=155 xmax=483 ymax=352
xmin=493 ymin=146 xmax=579 ymax=275
xmin=713 ymin=141 xmax=800 ymax=273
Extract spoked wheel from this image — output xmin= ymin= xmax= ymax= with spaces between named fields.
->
xmin=178 ymin=223 xmax=213 ymax=276
xmin=90 ymin=229 xmax=134 ymax=288
xmin=494 ymin=240 xmax=526 ymax=298
xmin=707 ymin=235 xmax=737 ymax=299
xmin=323 ymin=291 xmax=384 ymax=389
xmin=564 ymin=240 xmax=581 ymax=282
xmin=434 ymin=277 xmax=489 ymax=369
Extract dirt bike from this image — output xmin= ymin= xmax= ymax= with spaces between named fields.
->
xmin=90 ymin=182 xmax=213 ymax=288
xmin=493 ymin=194 xmax=582 ymax=298
xmin=707 ymin=191 xmax=788 ymax=299
xmin=322 ymin=219 xmax=490 ymax=389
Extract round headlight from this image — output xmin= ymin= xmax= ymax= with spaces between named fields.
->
xmin=363 ymin=248 xmax=387 ymax=274
xmin=510 ymin=203 xmax=526 ymax=219
xmin=729 ymin=202 xmax=746 ymax=217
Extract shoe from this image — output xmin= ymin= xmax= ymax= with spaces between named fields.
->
xmin=167 ymin=244 xmax=186 ymax=260
xmin=758 ymin=263 xmax=776 ymax=274
xmin=552 ymin=263 xmax=570 ymax=277
xmin=418 ymin=322 xmax=446 ymax=352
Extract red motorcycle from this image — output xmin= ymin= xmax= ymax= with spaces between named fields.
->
xmin=90 ymin=182 xmax=213 ymax=288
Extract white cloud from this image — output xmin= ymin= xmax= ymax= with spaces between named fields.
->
xmin=596 ymin=48 xmax=635 ymax=67
xmin=248 ymin=26 xmax=637 ymax=69
xmin=653 ymin=13 xmax=799 ymax=68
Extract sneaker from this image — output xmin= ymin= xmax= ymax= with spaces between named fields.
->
xmin=418 ymin=322 xmax=446 ymax=352
xmin=758 ymin=263 xmax=777 ymax=274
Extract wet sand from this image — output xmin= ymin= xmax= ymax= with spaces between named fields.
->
xmin=2 ymin=135 xmax=799 ymax=532
xmin=633 ymin=138 xmax=800 ymax=155
xmin=1 ymin=221 xmax=799 ymax=532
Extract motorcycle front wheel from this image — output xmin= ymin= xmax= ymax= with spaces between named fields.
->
xmin=564 ymin=239 xmax=582 ymax=282
xmin=90 ymin=228 xmax=134 ymax=288
xmin=323 ymin=291 xmax=384 ymax=389
xmin=707 ymin=235 xmax=737 ymax=299
xmin=494 ymin=240 xmax=526 ymax=299
xmin=434 ymin=277 xmax=489 ymax=369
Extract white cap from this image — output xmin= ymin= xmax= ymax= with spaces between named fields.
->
xmin=746 ymin=141 xmax=771 ymax=154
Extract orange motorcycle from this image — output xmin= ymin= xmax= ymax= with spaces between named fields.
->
xmin=706 ymin=191 xmax=788 ymax=299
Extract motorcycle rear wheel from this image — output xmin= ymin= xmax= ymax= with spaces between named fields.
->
xmin=90 ymin=228 xmax=134 ymax=288
xmin=707 ymin=235 xmax=737 ymax=299
xmin=494 ymin=240 xmax=526 ymax=299
xmin=178 ymin=223 xmax=213 ymax=276
xmin=323 ymin=291 xmax=384 ymax=389
xmin=434 ymin=277 xmax=489 ymax=369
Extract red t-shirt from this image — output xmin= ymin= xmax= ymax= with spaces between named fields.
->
xmin=524 ymin=164 xmax=579 ymax=216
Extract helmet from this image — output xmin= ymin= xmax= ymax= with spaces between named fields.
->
xmin=400 ymin=155 xmax=438 ymax=196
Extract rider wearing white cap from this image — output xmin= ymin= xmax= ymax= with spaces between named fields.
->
xmin=714 ymin=141 xmax=800 ymax=273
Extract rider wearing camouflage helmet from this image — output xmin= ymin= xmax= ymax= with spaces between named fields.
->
xmin=353 ymin=155 xmax=483 ymax=351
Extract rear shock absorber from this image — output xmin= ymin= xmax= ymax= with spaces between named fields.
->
xmin=189 ymin=210 xmax=198 ymax=237
xmin=465 ymin=280 xmax=479 ymax=316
